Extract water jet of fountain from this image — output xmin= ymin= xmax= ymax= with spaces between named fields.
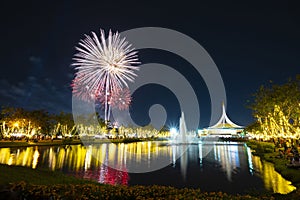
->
xmin=179 ymin=112 xmax=187 ymax=143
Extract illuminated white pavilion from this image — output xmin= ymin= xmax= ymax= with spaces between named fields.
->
xmin=200 ymin=103 xmax=244 ymax=137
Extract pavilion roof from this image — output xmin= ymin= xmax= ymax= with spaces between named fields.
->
xmin=208 ymin=102 xmax=244 ymax=129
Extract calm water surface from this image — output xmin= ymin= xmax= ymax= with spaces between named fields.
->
xmin=0 ymin=141 xmax=296 ymax=194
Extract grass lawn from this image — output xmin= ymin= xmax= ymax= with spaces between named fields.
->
xmin=0 ymin=164 xmax=93 ymax=185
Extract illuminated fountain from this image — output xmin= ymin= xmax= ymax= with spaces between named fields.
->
xmin=179 ymin=112 xmax=187 ymax=143
xmin=178 ymin=112 xmax=193 ymax=180
xmin=172 ymin=112 xmax=195 ymax=144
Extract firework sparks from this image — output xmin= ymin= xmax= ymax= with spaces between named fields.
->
xmin=72 ymin=29 xmax=140 ymax=122
xmin=71 ymin=74 xmax=97 ymax=102
xmin=109 ymin=87 xmax=132 ymax=110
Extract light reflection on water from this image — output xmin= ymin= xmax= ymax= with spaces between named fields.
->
xmin=0 ymin=142 xmax=296 ymax=194
xmin=246 ymin=147 xmax=296 ymax=194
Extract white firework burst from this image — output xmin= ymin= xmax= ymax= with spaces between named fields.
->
xmin=72 ymin=29 xmax=140 ymax=123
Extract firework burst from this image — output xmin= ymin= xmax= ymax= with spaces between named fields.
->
xmin=71 ymin=74 xmax=97 ymax=102
xmin=72 ymin=29 xmax=140 ymax=123
xmin=109 ymin=87 xmax=132 ymax=110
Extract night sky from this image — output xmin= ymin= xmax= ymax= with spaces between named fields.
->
xmin=1 ymin=1 xmax=299 ymax=128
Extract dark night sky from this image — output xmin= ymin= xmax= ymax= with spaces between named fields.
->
xmin=0 ymin=0 xmax=299 ymax=128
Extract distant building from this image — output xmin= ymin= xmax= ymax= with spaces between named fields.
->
xmin=199 ymin=103 xmax=244 ymax=137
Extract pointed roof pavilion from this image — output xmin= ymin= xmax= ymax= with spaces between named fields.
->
xmin=208 ymin=102 xmax=243 ymax=129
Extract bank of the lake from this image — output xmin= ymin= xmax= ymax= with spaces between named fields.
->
xmin=246 ymin=140 xmax=300 ymax=199
xmin=0 ymin=140 xmax=82 ymax=148
xmin=0 ymin=137 xmax=168 ymax=148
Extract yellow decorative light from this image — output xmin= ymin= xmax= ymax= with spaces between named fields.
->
xmin=13 ymin=122 xmax=19 ymax=128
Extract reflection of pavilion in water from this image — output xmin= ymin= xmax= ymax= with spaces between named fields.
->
xmin=173 ymin=143 xmax=246 ymax=181
xmin=210 ymin=143 xmax=244 ymax=181
xmin=175 ymin=142 xmax=296 ymax=194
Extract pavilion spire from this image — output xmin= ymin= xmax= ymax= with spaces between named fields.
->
xmin=209 ymin=102 xmax=243 ymax=128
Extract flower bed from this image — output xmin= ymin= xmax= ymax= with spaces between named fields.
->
xmin=4 ymin=182 xmax=273 ymax=200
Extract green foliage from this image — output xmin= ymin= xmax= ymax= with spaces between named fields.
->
xmin=247 ymin=75 xmax=300 ymax=138
xmin=0 ymin=107 xmax=52 ymax=135
xmin=0 ymin=107 xmax=86 ymax=137
xmin=0 ymin=164 xmax=92 ymax=185
xmin=4 ymin=181 xmax=275 ymax=200
xmin=52 ymin=112 xmax=74 ymax=128
xmin=245 ymin=121 xmax=262 ymax=133
xmin=246 ymin=140 xmax=275 ymax=155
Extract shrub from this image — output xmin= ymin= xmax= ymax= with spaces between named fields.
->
xmin=6 ymin=182 xmax=275 ymax=200
xmin=62 ymin=138 xmax=73 ymax=145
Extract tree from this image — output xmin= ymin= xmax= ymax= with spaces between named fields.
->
xmin=248 ymin=75 xmax=300 ymax=139
xmin=0 ymin=107 xmax=54 ymax=137
xmin=29 ymin=109 xmax=52 ymax=135
xmin=52 ymin=112 xmax=75 ymax=137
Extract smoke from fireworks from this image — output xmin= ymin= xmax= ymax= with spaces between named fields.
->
xmin=72 ymin=29 xmax=140 ymax=122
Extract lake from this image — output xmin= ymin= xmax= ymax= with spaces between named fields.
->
xmin=0 ymin=141 xmax=296 ymax=194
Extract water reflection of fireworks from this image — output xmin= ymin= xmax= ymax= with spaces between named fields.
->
xmin=73 ymin=165 xmax=129 ymax=186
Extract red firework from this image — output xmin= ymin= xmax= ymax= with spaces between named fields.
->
xmin=72 ymin=73 xmax=106 ymax=103
xmin=71 ymin=75 xmax=131 ymax=111
xmin=96 ymin=89 xmax=110 ymax=106
xmin=109 ymin=87 xmax=132 ymax=110
xmin=71 ymin=75 xmax=95 ymax=102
